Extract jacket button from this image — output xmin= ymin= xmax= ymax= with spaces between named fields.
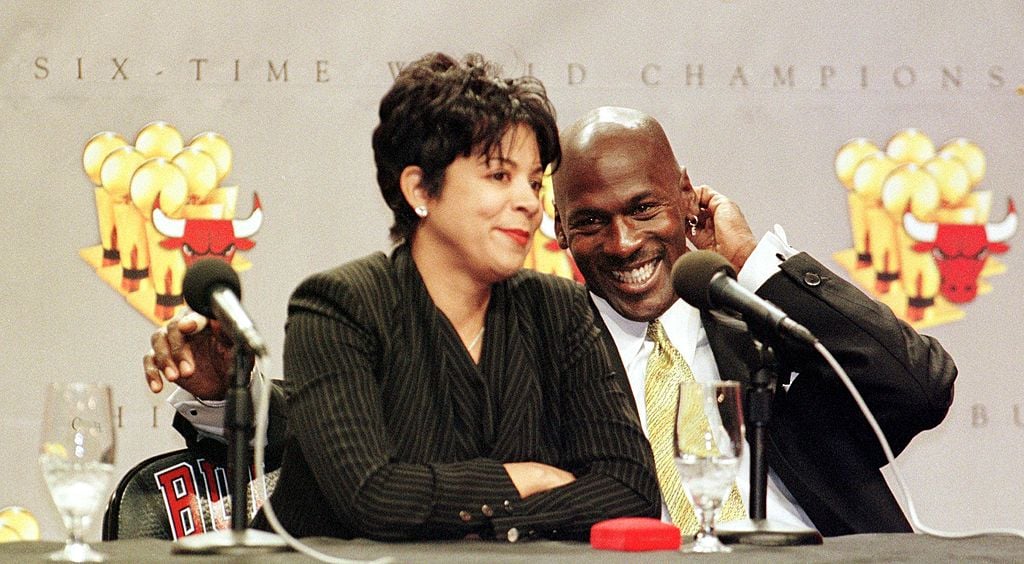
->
xmin=803 ymin=272 xmax=822 ymax=286
xmin=507 ymin=527 xmax=520 ymax=543
xmin=459 ymin=510 xmax=472 ymax=522
xmin=481 ymin=504 xmax=494 ymax=517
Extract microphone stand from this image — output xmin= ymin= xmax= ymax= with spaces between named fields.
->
xmin=174 ymin=343 xmax=288 ymax=554
xmin=717 ymin=341 xmax=822 ymax=546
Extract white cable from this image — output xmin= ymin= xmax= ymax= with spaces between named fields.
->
xmin=813 ymin=341 xmax=1024 ymax=540
xmin=252 ymin=355 xmax=394 ymax=564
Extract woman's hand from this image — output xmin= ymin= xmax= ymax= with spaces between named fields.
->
xmin=503 ymin=462 xmax=576 ymax=498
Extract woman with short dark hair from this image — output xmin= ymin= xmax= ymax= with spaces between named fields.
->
xmin=255 ymin=51 xmax=657 ymax=541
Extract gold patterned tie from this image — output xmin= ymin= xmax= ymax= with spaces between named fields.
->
xmin=644 ymin=320 xmax=746 ymax=535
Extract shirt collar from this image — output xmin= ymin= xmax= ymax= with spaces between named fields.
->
xmin=591 ymin=293 xmax=704 ymax=367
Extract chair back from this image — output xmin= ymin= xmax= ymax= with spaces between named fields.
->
xmin=102 ymin=448 xmax=279 ymax=540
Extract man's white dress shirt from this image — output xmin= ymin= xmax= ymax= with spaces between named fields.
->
xmin=593 ymin=226 xmax=816 ymax=530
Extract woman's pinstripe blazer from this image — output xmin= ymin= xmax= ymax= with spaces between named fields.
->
xmin=252 ymin=244 xmax=659 ymax=540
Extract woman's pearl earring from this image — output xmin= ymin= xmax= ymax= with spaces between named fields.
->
xmin=414 ymin=205 xmax=428 ymax=218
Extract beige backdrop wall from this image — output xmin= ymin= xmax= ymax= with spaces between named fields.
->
xmin=2 ymin=0 xmax=1022 ymax=540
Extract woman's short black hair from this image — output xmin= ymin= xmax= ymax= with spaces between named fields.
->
xmin=372 ymin=52 xmax=560 ymax=244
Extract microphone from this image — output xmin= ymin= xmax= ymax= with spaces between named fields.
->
xmin=182 ymin=258 xmax=269 ymax=356
xmin=671 ymin=250 xmax=817 ymax=346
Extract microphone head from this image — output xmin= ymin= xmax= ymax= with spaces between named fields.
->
xmin=182 ymin=258 xmax=241 ymax=318
xmin=671 ymin=250 xmax=736 ymax=310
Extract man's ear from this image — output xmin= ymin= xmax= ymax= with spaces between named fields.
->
xmin=678 ymin=165 xmax=694 ymax=194
xmin=678 ymin=165 xmax=699 ymax=215
xmin=399 ymin=165 xmax=428 ymax=210
xmin=553 ymin=211 xmax=569 ymax=249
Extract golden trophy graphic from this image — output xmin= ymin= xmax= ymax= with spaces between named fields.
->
xmin=80 ymin=122 xmax=261 ymax=324
xmin=522 ymin=168 xmax=583 ymax=283
xmin=833 ymin=130 xmax=1016 ymax=329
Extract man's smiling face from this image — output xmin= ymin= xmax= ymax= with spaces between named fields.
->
xmin=554 ymin=118 xmax=693 ymax=322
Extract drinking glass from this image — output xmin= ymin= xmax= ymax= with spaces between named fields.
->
xmin=674 ymin=380 xmax=744 ymax=553
xmin=38 ymin=383 xmax=116 ymax=562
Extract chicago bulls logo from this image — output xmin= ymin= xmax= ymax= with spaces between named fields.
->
xmin=79 ymin=122 xmax=262 ymax=324
xmin=903 ymin=199 xmax=1017 ymax=303
xmin=833 ymin=130 xmax=1016 ymax=327
xmin=153 ymin=193 xmax=263 ymax=266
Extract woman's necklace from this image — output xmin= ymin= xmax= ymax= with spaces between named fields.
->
xmin=467 ymin=325 xmax=485 ymax=352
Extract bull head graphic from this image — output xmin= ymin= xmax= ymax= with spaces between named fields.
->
xmin=903 ymin=198 xmax=1017 ymax=303
xmin=153 ymin=193 xmax=263 ymax=266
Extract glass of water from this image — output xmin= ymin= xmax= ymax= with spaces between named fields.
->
xmin=674 ymin=381 xmax=744 ymax=553
xmin=38 ymin=383 xmax=116 ymax=562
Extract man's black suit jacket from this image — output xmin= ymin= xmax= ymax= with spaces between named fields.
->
xmin=591 ymin=252 xmax=957 ymax=537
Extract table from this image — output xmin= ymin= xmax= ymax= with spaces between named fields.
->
xmin=3 ymin=533 xmax=1022 ymax=563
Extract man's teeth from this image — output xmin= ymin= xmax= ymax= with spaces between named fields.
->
xmin=611 ymin=261 xmax=657 ymax=285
